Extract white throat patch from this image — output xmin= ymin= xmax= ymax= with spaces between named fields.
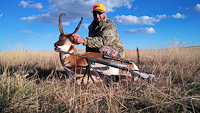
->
xmin=60 ymin=49 xmax=74 ymax=60
xmin=58 ymin=45 xmax=71 ymax=52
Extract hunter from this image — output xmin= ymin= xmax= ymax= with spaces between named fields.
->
xmin=72 ymin=3 xmax=125 ymax=58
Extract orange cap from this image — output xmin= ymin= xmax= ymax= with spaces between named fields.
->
xmin=93 ymin=3 xmax=106 ymax=12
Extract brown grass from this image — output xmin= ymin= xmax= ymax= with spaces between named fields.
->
xmin=0 ymin=46 xmax=200 ymax=112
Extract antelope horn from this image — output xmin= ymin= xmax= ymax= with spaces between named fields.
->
xmin=57 ymin=13 xmax=66 ymax=34
xmin=72 ymin=17 xmax=83 ymax=34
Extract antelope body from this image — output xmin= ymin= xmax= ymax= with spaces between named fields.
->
xmin=54 ymin=13 xmax=140 ymax=85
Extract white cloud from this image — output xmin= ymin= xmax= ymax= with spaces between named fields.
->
xmin=157 ymin=13 xmax=187 ymax=19
xmin=171 ymin=13 xmax=186 ymax=19
xmin=0 ymin=13 xmax=3 ymax=17
xmin=20 ymin=15 xmax=37 ymax=22
xmin=134 ymin=5 xmax=138 ymax=10
xmin=124 ymin=3 xmax=132 ymax=9
xmin=82 ymin=23 xmax=90 ymax=29
xmin=114 ymin=15 xmax=160 ymax=25
xmin=29 ymin=3 xmax=43 ymax=9
xmin=20 ymin=12 xmax=70 ymax=25
xmin=20 ymin=0 xmax=134 ymax=25
xmin=156 ymin=14 xmax=167 ymax=19
xmin=18 ymin=0 xmax=29 ymax=8
xmin=124 ymin=27 xmax=156 ymax=34
xmin=19 ymin=30 xmax=33 ymax=33
xmin=19 ymin=0 xmax=43 ymax=9
xmin=103 ymin=0 xmax=134 ymax=12
xmin=62 ymin=22 xmax=70 ymax=26
xmin=193 ymin=3 xmax=200 ymax=12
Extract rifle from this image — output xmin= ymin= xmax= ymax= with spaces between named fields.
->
xmin=56 ymin=49 xmax=155 ymax=81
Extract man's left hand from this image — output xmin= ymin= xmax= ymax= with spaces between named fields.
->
xmin=72 ymin=34 xmax=84 ymax=44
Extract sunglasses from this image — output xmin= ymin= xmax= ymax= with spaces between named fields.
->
xmin=93 ymin=11 xmax=104 ymax=15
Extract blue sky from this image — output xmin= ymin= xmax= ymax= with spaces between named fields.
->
xmin=0 ymin=0 xmax=200 ymax=51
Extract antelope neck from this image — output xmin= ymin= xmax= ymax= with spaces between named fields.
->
xmin=60 ymin=45 xmax=76 ymax=60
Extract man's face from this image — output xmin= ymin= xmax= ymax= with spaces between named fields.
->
xmin=93 ymin=11 xmax=106 ymax=23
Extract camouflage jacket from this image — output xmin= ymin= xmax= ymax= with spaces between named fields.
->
xmin=83 ymin=17 xmax=125 ymax=58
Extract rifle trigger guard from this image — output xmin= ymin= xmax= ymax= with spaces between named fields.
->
xmin=87 ymin=59 xmax=95 ymax=65
xmin=122 ymin=64 xmax=129 ymax=74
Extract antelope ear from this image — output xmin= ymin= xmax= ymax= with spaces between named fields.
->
xmin=69 ymin=35 xmax=74 ymax=42
xmin=59 ymin=33 xmax=67 ymax=39
xmin=69 ymin=35 xmax=79 ymax=45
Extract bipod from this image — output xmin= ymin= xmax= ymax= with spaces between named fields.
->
xmin=81 ymin=59 xmax=99 ymax=85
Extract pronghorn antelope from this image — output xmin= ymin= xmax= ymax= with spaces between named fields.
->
xmin=54 ymin=13 xmax=154 ymax=85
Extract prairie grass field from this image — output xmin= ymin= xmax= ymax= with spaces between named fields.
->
xmin=0 ymin=46 xmax=200 ymax=112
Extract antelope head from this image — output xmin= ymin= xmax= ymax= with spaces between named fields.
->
xmin=54 ymin=13 xmax=83 ymax=51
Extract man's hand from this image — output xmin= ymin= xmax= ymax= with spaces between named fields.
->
xmin=72 ymin=34 xmax=84 ymax=44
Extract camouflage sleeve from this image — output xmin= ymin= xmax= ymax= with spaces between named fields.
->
xmin=83 ymin=23 xmax=118 ymax=48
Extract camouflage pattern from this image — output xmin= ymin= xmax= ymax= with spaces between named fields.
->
xmin=83 ymin=16 xmax=125 ymax=58
xmin=99 ymin=46 xmax=120 ymax=57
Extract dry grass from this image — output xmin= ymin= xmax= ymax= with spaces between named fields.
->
xmin=0 ymin=46 xmax=200 ymax=112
